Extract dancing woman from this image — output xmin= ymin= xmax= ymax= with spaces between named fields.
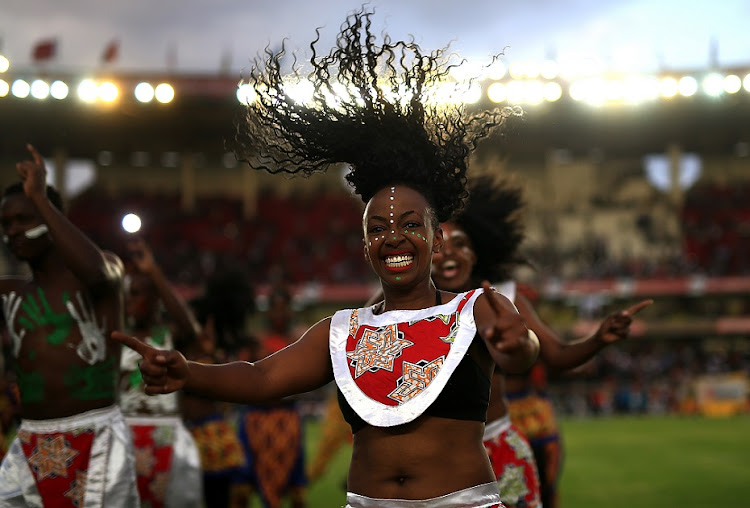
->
xmin=115 ymin=9 xmax=538 ymax=507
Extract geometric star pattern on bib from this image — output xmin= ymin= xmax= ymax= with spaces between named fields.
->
xmin=28 ymin=435 xmax=79 ymax=481
xmin=347 ymin=323 xmax=414 ymax=378
xmin=388 ymin=356 xmax=445 ymax=403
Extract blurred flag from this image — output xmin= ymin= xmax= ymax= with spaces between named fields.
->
xmin=32 ymin=38 xmax=57 ymax=62
xmin=102 ymin=39 xmax=119 ymax=64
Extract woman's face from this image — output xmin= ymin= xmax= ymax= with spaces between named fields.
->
xmin=431 ymin=221 xmax=476 ymax=292
xmin=362 ymin=185 xmax=442 ymax=288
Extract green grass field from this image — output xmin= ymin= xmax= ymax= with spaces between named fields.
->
xmin=301 ymin=415 xmax=750 ymax=507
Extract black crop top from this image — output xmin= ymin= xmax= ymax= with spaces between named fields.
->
xmin=337 ymin=332 xmax=491 ymax=433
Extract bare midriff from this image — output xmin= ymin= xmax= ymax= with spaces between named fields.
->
xmin=347 ymin=416 xmax=495 ymax=500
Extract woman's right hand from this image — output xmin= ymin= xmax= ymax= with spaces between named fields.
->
xmin=112 ymin=331 xmax=190 ymax=395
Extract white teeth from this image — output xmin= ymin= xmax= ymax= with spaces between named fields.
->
xmin=442 ymin=260 xmax=457 ymax=270
xmin=385 ymin=254 xmax=414 ymax=267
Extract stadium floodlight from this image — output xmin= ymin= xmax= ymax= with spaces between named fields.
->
xmin=11 ymin=79 xmax=30 ymax=98
xmin=524 ymin=80 xmax=545 ymax=105
xmin=236 ymin=83 xmax=256 ymax=104
xmin=121 ymin=213 xmax=142 ymax=234
xmin=622 ymin=76 xmax=660 ymax=104
xmin=284 ymin=78 xmax=315 ymax=105
xmin=743 ymin=73 xmax=750 ymax=93
xmin=659 ymin=77 xmax=679 ymax=98
xmin=540 ymin=60 xmax=559 ymax=80
xmin=154 ymin=83 xmax=174 ymax=103
xmin=678 ymin=76 xmax=698 ymax=97
xmin=723 ymin=75 xmax=741 ymax=94
xmin=0 ymin=55 xmax=9 ymax=73
xmin=505 ymin=80 xmax=527 ymax=105
xmin=508 ymin=62 xmax=527 ymax=79
xmin=543 ymin=81 xmax=563 ymax=102
xmin=77 ymin=79 xmax=99 ymax=102
xmin=487 ymin=82 xmax=507 ymax=103
xmin=50 ymin=80 xmax=69 ymax=100
xmin=30 ymin=79 xmax=50 ymax=100
xmin=98 ymin=81 xmax=119 ymax=102
xmin=702 ymin=73 xmax=725 ymax=97
xmin=0 ymin=79 xmax=9 ymax=97
xmin=134 ymin=82 xmax=155 ymax=103
xmin=486 ymin=61 xmax=506 ymax=80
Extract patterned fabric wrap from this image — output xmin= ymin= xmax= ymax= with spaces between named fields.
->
xmin=234 ymin=404 xmax=307 ymax=508
xmin=506 ymin=391 xmax=559 ymax=444
xmin=126 ymin=416 xmax=202 ymax=508
xmin=483 ymin=415 xmax=541 ymax=508
xmin=346 ymin=481 xmax=504 ymax=507
xmin=330 ymin=289 xmax=483 ymax=428
xmin=184 ymin=413 xmax=245 ymax=475
xmin=0 ymin=405 xmax=139 ymax=507
xmin=507 ymin=391 xmax=562 ymax=508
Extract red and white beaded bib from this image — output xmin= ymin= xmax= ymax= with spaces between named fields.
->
xmin=330 ymin=288 xmax=484 ymax=427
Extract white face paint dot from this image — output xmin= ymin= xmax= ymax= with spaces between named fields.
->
xmin=390 ymin=196 xmax=394 ymax=200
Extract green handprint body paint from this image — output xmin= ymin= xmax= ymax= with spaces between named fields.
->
xmin=14 ymin=365 xmax=45 ymax=403
xmin=17 ymin=289 xmax=74 ymax=346
xmin=64 ymin=357 xmax=116 ymax=400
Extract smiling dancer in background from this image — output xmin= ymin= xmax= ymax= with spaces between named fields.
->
xmin=432 ymin=174 xmax=652 ymax=508
xmin=113 ymin=8 xmax=539 ymax=507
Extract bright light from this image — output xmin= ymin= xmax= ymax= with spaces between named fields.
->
xmin=460 ymin=82 xmax=482 ymax=104
xmin=486 ymin=61 xmax=506 ymax=80
xmin=568 ymin=78 xmax=608 ymax=105
xmin=0 ymin=55 xmax=9 ymax=73
xmin=702 ymin=73 xmax=724 ymax=97
xmin=508 ymin=62 xmax=526 ymax=79
xmin=121 ymin=213 xmax=142 ymax=234
xmin=724 ymin=75 xmax=741 ymax=94
xmin=154 ymin=83 xmax=174 ymax=103
xmin=540 ymin=60 xmax=559 ymax=80
xmin=0 ymin=79 xmax=9 ymax=97
xmin=98 ymin=81 xmax=118 ymax=102
xmin=505 ymin=81 xmax=526 ymax=104
xmin=284 ymin=78 xmax=315 ymax=105
xmin=50 ymin=80 xmax=69 ymax=100
xmin=487 ymin=82 xmax=507 ymax=103
xmin=742 ymin=73 xmax=750 ymax=93
xmin=543 ymin=82 xmax=563 ymax=102
xmin=236 ymin=83 xmax=256 ymax=104
xmin=622 ymin=77 xmax=660 ymax=103
xmin=134 ymin=82 xmax=155 ymax=103
xmin=77 ymin=79 xmax=98 ymax=102
xmin=659 ymin=77 xmax=679 ymax=98
xmin=11 ymin=79 xmax=30 ymax=98
xmin=30 ymin=79 xmax=50 ymax=100
xmin=524 ymin=80 xmax=545 ymax=105
xmin=678 ymin=76 xmax=698 ymax=97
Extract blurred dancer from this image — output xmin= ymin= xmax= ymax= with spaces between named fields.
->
xmin=432 ymin=175 xmax=652 ymax=508
xmin=232 ymin=286 xmax=308 ymax=508
xmin=119 ymin=237 xmax=202 ymax=507
xmin=0 ymin=145 xmax=138 ymax=506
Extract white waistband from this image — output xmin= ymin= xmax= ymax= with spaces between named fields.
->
xmin=20 ymin=405 xmax=122 ymax=433
xmin=125 ymin=415 xmax=184 ymax=427
xmin=483 ymin=414 xmax=511 ymax=441
xmin=346 ymin=482 xmax=501 ymax=508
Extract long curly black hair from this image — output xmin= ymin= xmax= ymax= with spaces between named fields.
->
xmin=455 ymin=174 xmax=526 ymax=282
xmin=233 ymin=7 xmax=519 ymax=223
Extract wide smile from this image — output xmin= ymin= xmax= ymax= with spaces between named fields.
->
xmin=436 ymin=259 xmax=460 ymax=280
xmin=383 ymin=253 xmax=414 ymax=272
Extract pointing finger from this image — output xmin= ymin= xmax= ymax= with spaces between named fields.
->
xmin=111 ymin=330 xmax=156 ymax=357
xmin=481 ymin=281 xmax=506 ymax=315
xmin=623 ymin=299 xmax=653 ymax=317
